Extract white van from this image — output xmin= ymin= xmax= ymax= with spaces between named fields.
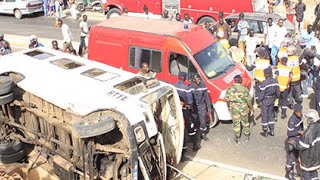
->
xmin=0 ymin=0 xmax=43 ymax=19
xmin=0 ymin=47 xmax=184 ymax=179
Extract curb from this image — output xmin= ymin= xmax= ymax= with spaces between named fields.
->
xmin=6 ymin=34 xmax=80 ymax=51
xmin=189 ymin=157 xmax=286 ymax=180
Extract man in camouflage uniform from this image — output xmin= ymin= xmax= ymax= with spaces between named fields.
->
xmin=225 ymin=75 xmax=253 ymax=143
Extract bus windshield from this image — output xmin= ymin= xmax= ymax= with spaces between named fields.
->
xmin=194 ymin=42 xmax=234 ymax=79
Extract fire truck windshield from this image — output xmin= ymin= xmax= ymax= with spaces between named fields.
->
xmin=194 ymin=42 xmax=234 ymax=79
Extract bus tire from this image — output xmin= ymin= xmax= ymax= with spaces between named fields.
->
xmin=0 ymin=140 xmax=23 ymax=155
xmin=106 ymin=8 xmax=121 ymax=19
xmin=209 ymin=108 xmax=219 ymax=128
xmin=0 ymin=76 xmax=13 ymax=96
xmin=73 ymin=115 xmax=116 ymax=138
xmin=0 ymin=149 xmax=25 ymax=164
xmin=0 ymin=93 xmax=14 ymax=106
xmin=198 ymin=16 xmax=216 ymax=25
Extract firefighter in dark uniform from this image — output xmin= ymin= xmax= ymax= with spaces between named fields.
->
xmin=173 ymin=72 xmax=201 ymax=160
xmin=190 ymin=74 xmax=211 ymax=141
xmin=285 ymin=104 xmax=304 ymax=180
xmin=259 ymin=67 xmax=280 ymax=137
xmin=313 ymin=66 xmax=320 ymax=114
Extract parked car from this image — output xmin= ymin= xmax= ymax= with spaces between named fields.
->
xmin=225 ymin=12 xmax=294 ymax=43
xmin=0 ymin=0 xmax=43 ymax=19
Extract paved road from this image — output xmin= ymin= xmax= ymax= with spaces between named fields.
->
xmin=0 ymin=12 xmax=103 ymax=43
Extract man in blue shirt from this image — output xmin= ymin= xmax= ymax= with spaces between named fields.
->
xmin=299 ymin=25 xmax=315 ymax=49
xmin=237 ymin=12 xmax=249 ymax=51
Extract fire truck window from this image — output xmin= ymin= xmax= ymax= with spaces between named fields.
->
xmin=169 ymin=53 xmax=197 ymax=77
xmin=129 ymin=46 xmax=162 ymax=72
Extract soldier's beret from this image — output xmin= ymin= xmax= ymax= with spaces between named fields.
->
xmin=293 ymin=104 xmax=303 ymax=112
xmin=264 ymin=67 xmax=272 ymax=74
xmin=178 ymin=72 xmax=187 ymax=77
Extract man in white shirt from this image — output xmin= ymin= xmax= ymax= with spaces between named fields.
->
xmin=264 ymin=18 xmax=276 ymax=53
xmin=183 ymin=13 xmax=193 ymax=24
xmin=79 ymin=15 xmax=89 ymax=57
xmin=245 ymin=29 xmax=261 ymax=67
xmin=270 ymin=18 xmax=287 ymax=67
xmin=57 ymin=18 xmax=73 ymax=51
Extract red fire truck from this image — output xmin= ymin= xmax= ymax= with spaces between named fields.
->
xmin=103 ymin=0 xmax=268 ymax=24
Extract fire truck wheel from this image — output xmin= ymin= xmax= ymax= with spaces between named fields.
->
xmin=0 ymin=149 xmax=25 ymax=164
xmin=209 ymin=108 xmax=219 ymax=128
xmin=0 ymin=140 xmax=23 ymax=155
xmin=106 ymin=8 xmax=121 ymax=19
xmin=0 ymin=76 xmax=13 ymax=96
xmin=198 ymin=16 xmax=216 ymax=25
xmin=0 ymin=93 xmax=14 ymax=106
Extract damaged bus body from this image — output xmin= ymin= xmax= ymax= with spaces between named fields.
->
xmin=0 ymin=47 xmax=184 ymax=179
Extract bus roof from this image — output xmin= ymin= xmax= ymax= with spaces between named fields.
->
xmin=0 ymin=48 xmax=171 ymax=117
xmin=93 ymin=16 xmax=214 ymax=54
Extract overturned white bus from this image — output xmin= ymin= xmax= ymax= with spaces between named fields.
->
xmin=0 ymin=47 xmax=184 ymax=179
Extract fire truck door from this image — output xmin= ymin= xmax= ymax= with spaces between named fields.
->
xmin=162 ymin=0 xmax=180 ymax=17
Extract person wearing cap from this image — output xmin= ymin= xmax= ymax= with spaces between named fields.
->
xmin=190 ymin=74 xmax=211 ymax=141
xmin=289 ymin=109 xmax=320 ymax=180
xmin=285 ymin=104 xmax=304 ymax=179
xmin=173 ymin=72 xmax=201 ymax=160
xmin=28 ymin=35 xmax=44 ymax=49
xmin=245 ymin=46 xmax=270 ymax=106
xmin=259 ymin=66 xmax=280 ymax=137
xmin=275 ymin=57 xmax=292 ymax=119
xmin=225 ymin=75 xmax=253 ymax=143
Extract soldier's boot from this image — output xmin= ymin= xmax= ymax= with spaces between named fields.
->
xmin=260 ymin=129 xmax=268 ymax=137
xmin=244 ymin=134 xmax=250 ymax=143
xmin=268 ymin=130 xmax=275 ymax=136
xmin=234 ymin=135 xmax=240 ymax=143
xmin=285 ymin=170 xmax=296 ymax=180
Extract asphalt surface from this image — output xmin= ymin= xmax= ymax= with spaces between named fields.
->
xmin=0 ymin=12 xmax=102 ymax=42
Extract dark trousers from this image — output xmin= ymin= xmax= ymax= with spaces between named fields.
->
xmin=255 ymin=81 xmax=262 ymax=104
xmin=279 ymin=89 xmax=289 ymax=115
xmin=193 ymin=106 xmax=207 ymax=132
xmin=285 ymin=138 xmax=299 ymax=172
xmin=78 ymin=36 xmax=87 ymax=56
xmin=313 ymin=17 xmax=320 ymax=30
xmin=183 ymin=108 xmax=200 ymax=149
xmin=261 ymin=103 xmax=275 ymax=131
xmin=288 ymin=82 xmax=303 ymax=105
xmin=302 ymin=170 xmax=318 ymax=180
xmin=315 ymin=94 xmax=320 ymax=113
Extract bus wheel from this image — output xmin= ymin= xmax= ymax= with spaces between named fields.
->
xmin=198 ymin=16 xmax=216 ymax=25
xmin=106 ymin=8 xmax=121 ymax=19
xmin=209 ymin=108 xmax=219 ymax=128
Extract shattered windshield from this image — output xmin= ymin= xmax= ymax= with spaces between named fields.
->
xmin=194 ymin=42 xmax=234 ymax=79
